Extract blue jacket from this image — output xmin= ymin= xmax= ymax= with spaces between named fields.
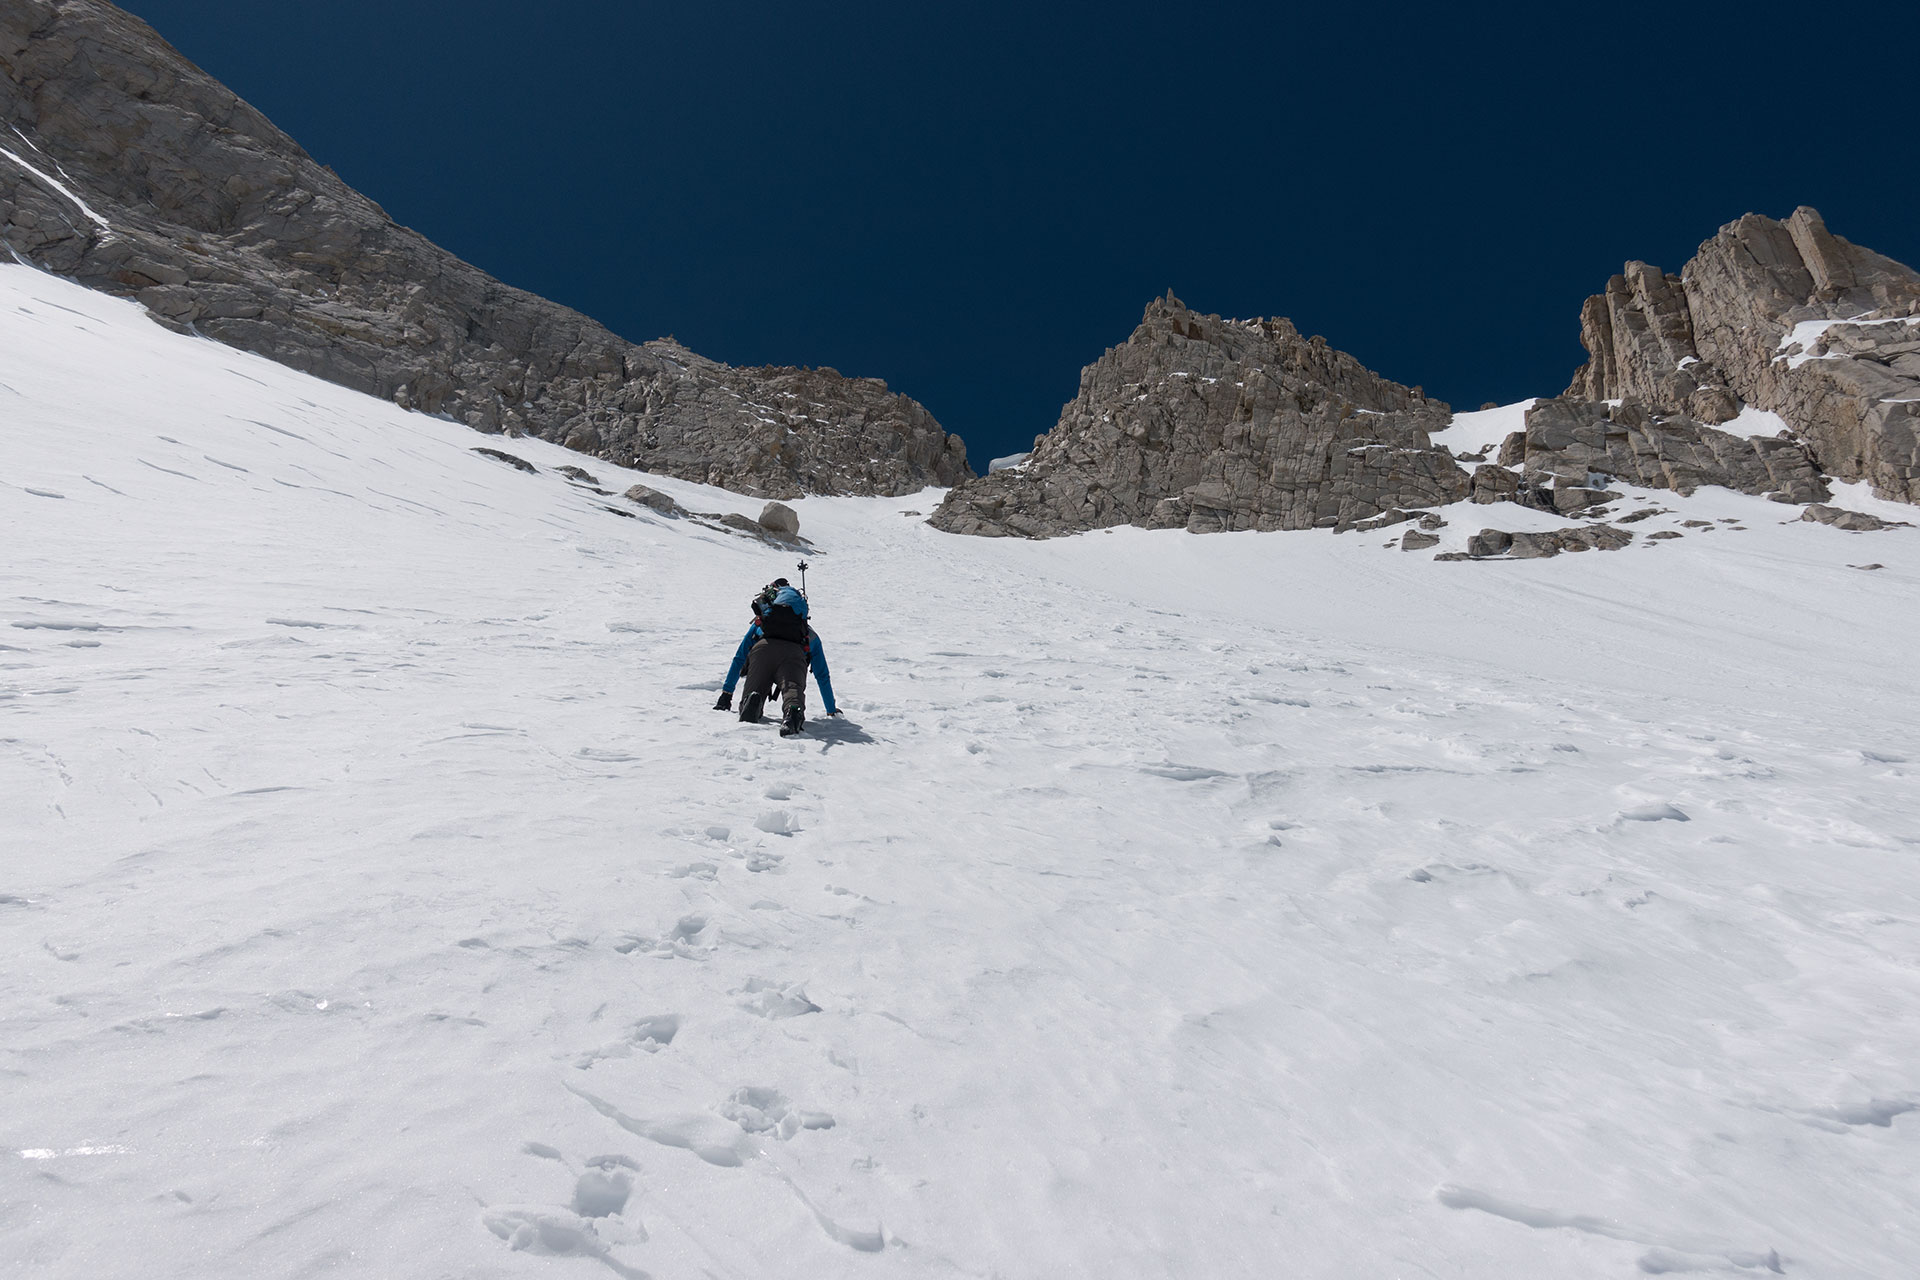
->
xmin=724 ymin=624 xmax=837 ymax=715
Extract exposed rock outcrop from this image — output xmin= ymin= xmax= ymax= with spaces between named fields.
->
xmin=1456 ymin=524 xmax=1634 ymax=560
xmin=620 ymin=484 xmax=811 ymax=547
xmin=1565 ymin=208 xmax=1920 ymax=503
xmin=1799 ymin=504 xmax=1912 ymax=532
xmin=1503 ymin=398 xmax=1829 ymax=505
xmin=756 ymin=502 xmax=800 ymax=537
xmin=624 ymin=485 xmax=687 ymax=517
xmin=930 ymin=294 xmax=1468 ymax=537
xmin=0 ymin=0 xmax=969 ymax=497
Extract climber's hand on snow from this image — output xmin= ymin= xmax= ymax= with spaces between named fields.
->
xmin=713 ymin=691 xmax=733 ymax=712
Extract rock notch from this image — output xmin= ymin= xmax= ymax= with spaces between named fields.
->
xmin=0 ymin=0 xmax=970 ymax=498
xmin=930 ymin=293 xmax=1467 ymax=537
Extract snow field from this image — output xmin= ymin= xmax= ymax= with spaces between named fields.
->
xmin=3 ymin=264 xmax=1919 ymax=1278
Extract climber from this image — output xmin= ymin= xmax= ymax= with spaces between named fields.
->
xmin=712 ymin=577 xmax=838 ymax=737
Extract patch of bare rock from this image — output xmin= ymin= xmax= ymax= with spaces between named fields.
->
xmin=1438 ymin=525 xmax=1636 ymax=562
xmin=0 ymin=0 xmax=968 ymax=499
xmin=1799 ymin=504 xmax=1911 ymax=532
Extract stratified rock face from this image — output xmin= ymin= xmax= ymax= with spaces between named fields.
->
xmin=0 ymin=0 xmax=969 ymax=498
xmin=930 ymin=294 xmax=1467 ymax=537
xmin=1510 ymin=398 xmax=1829 ymax=505
xmin=1566 ymin=207 xmax=1920 ymax=503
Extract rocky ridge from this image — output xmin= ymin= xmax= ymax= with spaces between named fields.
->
xmin=935 ymin=208 xmax=1918 ymax=545
xmin=930 ymin=293 xmax=1467 ymax=537
xmin=0 ymin=0 xmax=969 ymax=498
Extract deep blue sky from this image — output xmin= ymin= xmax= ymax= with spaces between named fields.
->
xmin=124 ymin=0 xmax=1920 ymax=467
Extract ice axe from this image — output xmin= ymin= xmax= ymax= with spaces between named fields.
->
xmin=795 ymin=560 xmax=809 ymax=602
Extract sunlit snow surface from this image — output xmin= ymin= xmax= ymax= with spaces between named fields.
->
xmin=4 ymin=264 xmax=1920 ymax=1278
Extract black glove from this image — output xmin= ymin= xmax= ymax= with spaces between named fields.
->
xmin=713 ymin=691 xmax=733 ymax=712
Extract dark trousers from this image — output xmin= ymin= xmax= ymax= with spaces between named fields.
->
xmin=743 ymin=638 xmax=809 ymax=714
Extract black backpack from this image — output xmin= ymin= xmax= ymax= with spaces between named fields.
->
xmin=753 ymin=588 xmax=808 ymax=644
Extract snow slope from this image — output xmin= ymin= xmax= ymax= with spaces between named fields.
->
xmin=1427 ymin=397 xmax=1535 ymax=458
xmin=4 ymin=263 xmax=1919 ymax=1279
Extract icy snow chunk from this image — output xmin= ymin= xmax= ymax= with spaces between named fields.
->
xmin=755 ymin=809 xmax=797 ymax=835
xmin=1619 ymin=802 xmax=1689 ymax=822
xmin=1142 ymin=763 xmax=1231 ymax=781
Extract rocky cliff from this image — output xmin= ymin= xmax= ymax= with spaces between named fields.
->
xmin=929 ymin=294 xmax=1467 ymax=537
xmin=0 ymin=0 xmax=969 ymax=498
xmin=1565 ymin=207 xmax=1920 ymax=503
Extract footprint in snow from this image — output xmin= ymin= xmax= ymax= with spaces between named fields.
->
xmin=572 ymin=1156 xmax=640 ymax=1218
xmin=561 ymin=1085 xmax=884 ymax=1254
xmin=486 ymin=1148 xmax=646 ymax=1276
xmin=667 ymin=862 xmax=717 ymax=881
xmin=574 ymin=1015 xmax=681 ymax=1070
xmin=736 ymin=978 xmax=820 ymax=1019
xmin=718 ymin=1086 xmax=835 ymax=1139
xmin=612 ymin=916 xmax=715 ymax=959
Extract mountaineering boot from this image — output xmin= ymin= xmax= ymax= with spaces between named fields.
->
xmin=739 ymin=691 xmax=766 ymax=723
xmin=780 ymin=705 xmax=804 ymax=737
